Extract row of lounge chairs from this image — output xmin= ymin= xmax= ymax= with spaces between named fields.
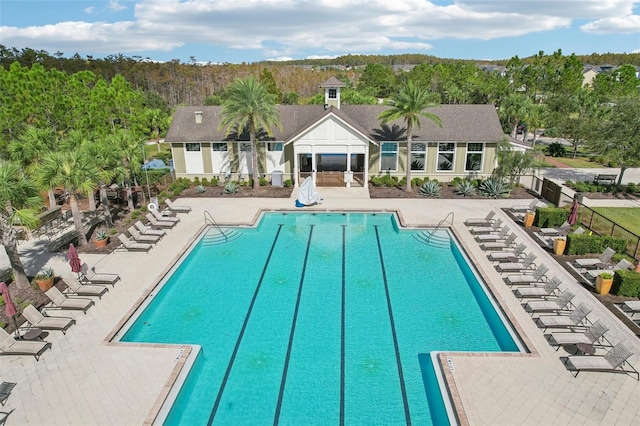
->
xmin=465 ymin=209 xmax=639 ymax=380
xmin=117 ymin=205 xmax=186 ymax=252
xmin=0 ymin=264 xmax=121 ymax=361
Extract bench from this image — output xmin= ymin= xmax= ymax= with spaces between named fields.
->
xmin=593 ymin=174 xmax=617 ymax=185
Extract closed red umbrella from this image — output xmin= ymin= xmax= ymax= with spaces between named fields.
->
xmin=568 ymin=199 xmax=580 ymax=226
xmin=68 ymin=243 xmax=82 ymax=275
xmin=0 ymin=281 xmax=19 ymax=337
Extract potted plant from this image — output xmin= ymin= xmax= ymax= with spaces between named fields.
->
xmin=34 ymin=267 xmax=55 ymax=291
xmin=595 ymin=272 xmax=614 ymax=295
xmin=94 ymin=230 xmax=108 ymax=248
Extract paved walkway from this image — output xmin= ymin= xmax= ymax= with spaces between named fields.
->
xmin=2 ymin=189 xmax=640 ymax=425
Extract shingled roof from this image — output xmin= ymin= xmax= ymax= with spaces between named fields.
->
xmin=165 ymin=104 xmax=505 ymax=144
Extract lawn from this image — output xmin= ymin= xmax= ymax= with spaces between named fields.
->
xmin=553 ymin=156 xmax=605 ymax=168
xmin=591 ymin=207 xmax=640 ymax=235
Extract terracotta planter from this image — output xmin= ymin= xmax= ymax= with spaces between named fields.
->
xmin=34 ymin=277 xmax=54 ymax=291
xmin=553 ymin=238 xmax=566 ymax=255
xmin=94 ymin=238 xmax=108 ymax=248
xmin=595 ymin=275 xmax=614 ymax=295
xmin=523 ymin=212 xmax=535 ymax=228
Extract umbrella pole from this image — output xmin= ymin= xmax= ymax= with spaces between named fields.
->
xmin=12 ymin=315 xmax=20 ymax=339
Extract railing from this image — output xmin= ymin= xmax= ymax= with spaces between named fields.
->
xmin=204 ymin=210 xmax=227 ymax=242
xmin=414 ymin=212 xmax=454 ymax=248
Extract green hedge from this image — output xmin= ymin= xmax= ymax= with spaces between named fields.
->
xmin=565 ymin=234 xmax=628 ymax=255
xmin=534 ymin=207 xmax=568 ymax=227
xmin=612 ymin=270 xmax=640 ymax=297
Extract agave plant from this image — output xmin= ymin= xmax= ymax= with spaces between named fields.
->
xmin=479 ymin=177 xmax=510 ymax=198
xmin=454 ymin=180 xmax=476 ymax=196
xmin=224 ymin=181 xmax=239 ymax=194
xmin=195 ymin=184 xmax=206 ymax=193
xmin=419 ymin=180 xmax=441 ymax=197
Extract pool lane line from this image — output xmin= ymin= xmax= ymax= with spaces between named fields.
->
xmin=374 ymin=225 xmax=412 ymax=425
xmin=207 ymin=224 xmax=284 ymax=426
xmin=273 ymin=225 xmax=314 ymax=426
xmin=340 ymin=224 xmax=346 ymax=426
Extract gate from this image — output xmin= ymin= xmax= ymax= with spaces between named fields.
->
xmin=541 ymin=178 xmax=562 ymax=206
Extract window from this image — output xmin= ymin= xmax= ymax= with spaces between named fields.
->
xmin=380 ymin=142 xmax=398 ymax=171
xmin=240 ymin=143 xmax=252 ymax=152
xmin=186 ymin=143 xmax=201 ymax=152
xmin=328 ymin=88 xmax=337 ymax=99
xmin=212 ymin=143 xmax=227 ymax=152
xmin=465 ymin=143 xmax=484 ymax=172
xmin=437 ymin=143 xmax=455 ymax=171
xmin=267 ymin=142 xmax=283 ymax=151
xmin=411 ymin=143 xmax=426 ymax=171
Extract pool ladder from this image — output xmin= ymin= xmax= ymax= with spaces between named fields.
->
xmin=414 ymin=212 xmax=454 ymax=249
xmin=202 ymin=210 xmax=242 ymax=245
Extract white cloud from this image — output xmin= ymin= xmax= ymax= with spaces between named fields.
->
xmin=581 ymin=14 xmax=640 ymax=33
xmin=1 ymin=0 xmax=638 ymax=59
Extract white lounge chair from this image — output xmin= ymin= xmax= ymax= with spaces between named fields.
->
xmin=574 ymin=247 xmax=616 ymax=270
xmin=79 ymin=263 xmax=120 ymax=286
xmin=135 ymin=220 xmax=167 ymax=237
xmin=495 ymin=252 xmax=537 ymax=273
xmin=546 ymin=320 xmax=609 ymax=351
xmin=165 ymin=198 xmax=192 ymax=213
xmin=513 ymin=276 xmax=562 ymax=300
xmin=480 ymin=233 xmax=517 ymax=251
xmin=523 ymin=290 xmax=575 ymax=315
xmin=469 ymin=218 xmax=503 ymax=235
xmin=0 ymin=327 xmax=51 ymax=361
xmin=128 ymin=226 xmax=162 ymax=243
xmin=146 ymin=213 xmax=178 ymax=229
xmin=22 ymin=304 xmax=75 ymax=334
xmin=117 ymin=234 xmax=153 ymax=252
xmin=464 ymin=210 xmax=496 ymax=227
xmin=584 ymin=259 xmax=632 ymax=280
xmin=536 ymin=303 xmax=592 ymax=332
xmin=563 ymin=343 xmax=639 ymax=380
xmin=65 ymin=279 xmax=108 ymax=299
xmin=504 ymin=264 xmax=549 ymax=286
xmin=150 ymin=208 xmax=180 ymax=223
xmin=511 ymin=199 xmax=540 ymax=213
xmin=540 ymin=221 xmax=571 ymax=236
xmin=45 ymin=287 xmax=94 ymax=314
xmin=475 ymin=226 xmax=511 ymax=242
xmin=487 ymin=243 xmax=527 ymax=263
xmin=622 ymin=300 xmax=640 ymax=317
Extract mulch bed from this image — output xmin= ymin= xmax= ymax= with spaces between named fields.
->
xmin=368 ymin=184 xmax=536 ymax=199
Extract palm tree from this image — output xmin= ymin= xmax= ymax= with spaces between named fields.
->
xmin=0 ymin=160 xmax=43 ymax=289
xmin=34 ymin=151 xmax=97 ymax=246
xmin=220 ymin=76 xmax=281 ymax=189
xmin=106 ymin=129 xmax=145 ymax=211
xmin=379 ymin=80 xmax=442 ymax=191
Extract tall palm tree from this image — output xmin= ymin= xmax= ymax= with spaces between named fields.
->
xmin=0 ymin=160 xmax=43 ymax=289
xmin=220 ymin=76 xmax=281 ymax=189
xmin=106 ymin=129 xmax=145 ymax=211
xmin=34 ymin=151 xmax=97 ymax=246
xmin=379 ymin=80 xmax=442 ymax=191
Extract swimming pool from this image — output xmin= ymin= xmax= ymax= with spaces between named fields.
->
xmin=121 ymin=212 xmax=522 ymax=424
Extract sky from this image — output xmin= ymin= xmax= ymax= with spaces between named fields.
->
xmin=1 ymin=0 xmax=639 ymax=64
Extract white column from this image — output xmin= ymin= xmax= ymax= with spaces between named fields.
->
xmin=311 ymin=146 xmax=317 ymax=186
xmin=364 ymin=144 xmax=369 ymax=189
xmin=346 ymin=145 xmax=352 ymax=188
xmin=293 ymin=145 xmax=299 ymax=187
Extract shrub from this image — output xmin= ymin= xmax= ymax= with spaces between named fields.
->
xmin=411 ymin=177 xmax=424 ymax=187
xmin=419 ymin=180 xmax=441 ymax=197
xmin=546 ymin=142 xmax=566 ymax=157
xmin=565 ymin=234 xmax=628 ymax=255
xmin=259 ymin=177 xmax=268 ymax=186
xmin=627 ymin=182 xmax=638 ymax=194
xmin=478 ymin=177 xmax=510 ymax=198
xmin=565 ymin=180 xmax=575 ymax=188
xmin=612 ymin=270 xmax=640 ymax=297
xmin=454 ymin=180 xmax=476 ymax=196
xmin=284 ymin=179 xmax=292 ymax=187
xmin=201 ymin=178 xmax=209 ymax=186
xmin=210 ymin=177 xmax=219 ymax=186
xmin=533 ymin=207 xmax=568 ymax=228
xmin=224 ymin=181 xmax=239 ymax=194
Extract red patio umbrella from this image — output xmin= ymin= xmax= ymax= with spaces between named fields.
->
xmin=68 ymin=243 xmax=82 ymax=275
xmin=0 ymin=281 xmax=19 ymax=337
xmin=568 ymin=199 xmax=580 ymax=225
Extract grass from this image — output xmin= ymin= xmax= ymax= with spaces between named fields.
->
xmin=591 ymin=207 xmax=640 ymax=235
xmin=551 ymin=156 xmax=605 ymax=168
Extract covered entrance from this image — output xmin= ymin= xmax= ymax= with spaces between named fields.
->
xmin=298 ymin=153 xmax=366 ymax=187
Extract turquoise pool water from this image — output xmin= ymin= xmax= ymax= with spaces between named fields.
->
xmin=121 ymin=212 xmax=520 ymax=425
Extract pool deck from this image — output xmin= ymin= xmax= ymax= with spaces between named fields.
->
xmin=4 ymin=188 xmax=640 ymax=425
